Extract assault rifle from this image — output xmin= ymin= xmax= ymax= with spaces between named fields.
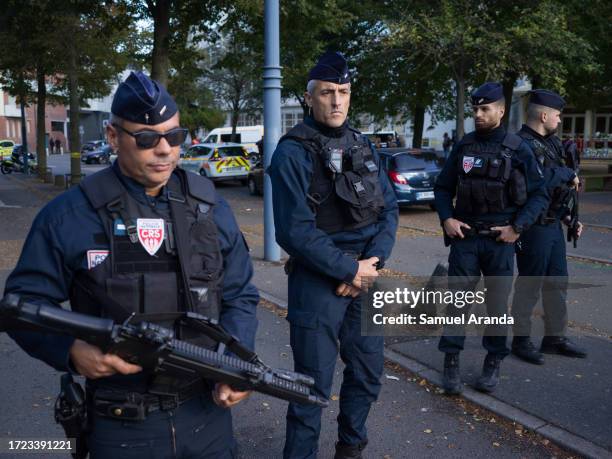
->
xmin=563 ymin=140 xmax=580 ymax=248
xmin=0 ymin=294 xmax=328 ymax=407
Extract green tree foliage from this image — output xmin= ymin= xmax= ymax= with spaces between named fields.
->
xmin=564 ymin=0 xmax=612 ymax=111
xmin=203 ymin=1 xmax=264 ymax=139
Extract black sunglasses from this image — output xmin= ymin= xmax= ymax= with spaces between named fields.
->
xmin=112 ymin=123 xmax=188 ymax=149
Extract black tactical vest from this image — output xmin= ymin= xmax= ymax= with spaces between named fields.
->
xmin=280 ymin=122 xmax=385 ymax=234
xmin=518 ymin=129 xmax=570 ymax=218
xmin=455 ymin=132 xmax=527 ymax=215
xmin=71 ymin=167 xmax=223 ymax=348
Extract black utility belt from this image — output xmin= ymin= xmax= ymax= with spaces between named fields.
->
xmin=463 ymin=221 xmax=510 ymax=238
xmin=92 ymin=380 xmax=205 ymax=421
xmin=284 ymin=251 xmax=363 ymax=275
xmin=537 ymin=215 xmax=559 ymax=226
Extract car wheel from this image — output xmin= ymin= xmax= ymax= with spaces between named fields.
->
xmin=199 ymin=168 xmax=208 ymax=177
xmin=1 ymin=164 xmax=11 ymax=174
xmin=240 ymin=178 xmax=248 ymax=186
xmin=248 ymin=177 xmax=259 ymax=195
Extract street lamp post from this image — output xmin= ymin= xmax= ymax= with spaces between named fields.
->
xmin=263 ymin=0 xmax=281 ymax=262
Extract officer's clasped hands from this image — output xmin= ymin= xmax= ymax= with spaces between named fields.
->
xmin=69 ymin=339 xmax=142 ymax=379
xmin=350 ymin=257 xmax=379 ymax=291
xmin=335 ymin=282 xmax=362 ymax=298
xmin=443 ymin=218 xmax=471 ymax=239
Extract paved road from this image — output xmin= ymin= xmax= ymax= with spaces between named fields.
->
xmin=1 ymin=167 xmax=610 ymax=457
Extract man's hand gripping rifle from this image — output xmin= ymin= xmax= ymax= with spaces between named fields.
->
xmin=563 ymin=140 xmax=580 ymax=248
xmin=0 ymin=294 xmax=328 ymax=407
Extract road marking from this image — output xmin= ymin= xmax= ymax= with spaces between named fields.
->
xmin=0 ymin=200 xmax=20 ymax=208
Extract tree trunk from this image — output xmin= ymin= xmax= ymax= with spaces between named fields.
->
xmin=19 ymin=91 xmax=29 ymax=175
xmin=68 ymin=44 xmax=82 ymax=185
xmin=411 ymin=105 xmax=425 ymax=148
xmin=150 ymin=0 xmax=171 ymax=87
xmin=455 ymin=76 xmax=465 ymax=141
xmin=230 ymin=103 xmax=239 ymax=143
xmin=502 ymin=72 xmax=517 ymax=130
xmin=294 ymin=92 xmax=308 ymax=119
xmin=36 ymin=67 xmax=47 ymax=178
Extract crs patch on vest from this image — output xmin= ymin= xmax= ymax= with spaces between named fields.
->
xmin=87 ymin=250 xmax=109 ymax=269
xmin=137 ymin=218 xmax=165 ymax=256
xmin=462 ymin=156 xmax=484 ymax=173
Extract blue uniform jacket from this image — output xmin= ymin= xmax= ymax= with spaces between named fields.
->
xmin=268 ymin=119 xmax=399 ymax=284
xmin=434 ymin=126 xmax=549 ymax=229
xmin=4 ymin=162 xmax=259 ymax=372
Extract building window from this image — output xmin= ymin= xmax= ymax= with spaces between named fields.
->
xmin=561 ymin=115 xmax=585 ymax=138
xmin=237 ymin=113 xmax=262 ymax=127
xmin=51 ymin=121 xmax=64 ymax=133
xmin=594 ymin=114 xmax=611 ymax=137
xmin=282 ymin=111 xmax=304 ymax=133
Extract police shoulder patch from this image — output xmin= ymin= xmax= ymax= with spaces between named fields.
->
xmin=87 ymin=250 xmax=109 ymax=270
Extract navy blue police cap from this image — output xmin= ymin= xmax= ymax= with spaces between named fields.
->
xmin=111 ymin=71 xmax=178 ymax=125
xmin=471 ymin=82 xmax=504 ymax=105
xmin=308 ymin=51 xmax=350 ymax=84
xmin=529 ymin=89 xmax=565 ymax=111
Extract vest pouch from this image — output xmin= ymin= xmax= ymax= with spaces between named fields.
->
xmin=550 ymin=185 xmax=570 ymax=210
xmin=485 ymin=181 xmax=506 ymax=213
xmin=189 ymin=218 xmax=223 ymax=283
xmin=456 ymin=177 xmax=472 ymax=213
xmin=508 ymin=169 xmax=527 ymax=206
xmin=502 ymin=157 xmax=512 ymax=181
xmin=472 ymin=179 xmax=489 ymax=214
xmin=106 ymin=274 xmax=141 ymax=316
xmin=179 ymin=288 xmax=220 ymax=348
xmin=487 ymin=158 xmax=501 ymax=179
xmin=334 ymin=171 xmax=380 ymax=225
xmin=143 ymin=272 xmax=179 ymax=328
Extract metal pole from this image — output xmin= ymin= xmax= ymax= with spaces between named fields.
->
xmin=263 ymin=0 xmax=281 ymax=261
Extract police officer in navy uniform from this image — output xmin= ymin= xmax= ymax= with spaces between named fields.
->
xmin=268 ymin=51 xmax=398 ymax=459
xmin=511 ymin=89 xmax=586 ymax=364
xmin=4 ymin=71 xmax=259 ymax=458
xmin=434 ymin=82 xmax=548 ymax=394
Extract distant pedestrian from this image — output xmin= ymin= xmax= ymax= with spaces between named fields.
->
xmin=443 ymin=132 xmax=452 ymax=157
xmin=54 ymin=139 xmax=61 ymax=154
xmin=49 ymin=138 xmax=55 ymax=154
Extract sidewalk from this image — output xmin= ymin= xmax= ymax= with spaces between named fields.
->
xmin=248 ymin=244 xmax=612 ymax=459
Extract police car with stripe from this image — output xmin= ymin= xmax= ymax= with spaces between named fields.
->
xmin=179 ymin=142 xmax=252 ymax=182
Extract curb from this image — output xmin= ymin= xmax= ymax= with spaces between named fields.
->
xmin=585 ymin=222 xmax=612 ymax=232
xmin=259 ymin=288 xmax=612 ymax=459
xmin=383 ymin=347 xmax=612 ymax=459
xmin=566 ymin=253 xmax=612 ymax=266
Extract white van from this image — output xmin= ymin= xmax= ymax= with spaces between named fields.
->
xmin=203 ymin=125 xmax=264 ymax=154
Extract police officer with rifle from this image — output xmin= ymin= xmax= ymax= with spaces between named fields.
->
xmin=434 ymin=82 xmax=548 ymax=395
xmin=3 ymin=72 xmax=259 ymax=458
xmin=511 ymin=89 xmax=586 ymax=365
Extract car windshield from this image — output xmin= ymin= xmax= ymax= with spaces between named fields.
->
xmin=393 ymin=153 xmax=440 ymax=171
xmin=217 ymin=146 xmax=246 ymax=157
